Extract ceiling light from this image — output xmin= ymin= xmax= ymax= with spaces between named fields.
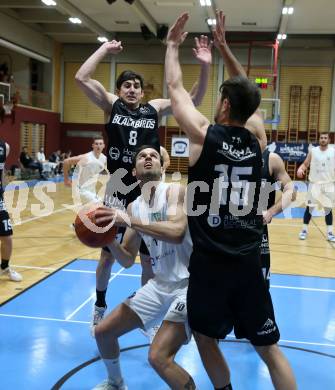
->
xmin=207 ymin=18 xmax=216 ymax=26
xmin=200 ymin=0 xmax=211 ymax=5
xmin=98 ymin=36 xmax=108 ymax=43
xmin=282 ymin=7 xmax=294 ymax=15
xmin=277 ymin=33 xmax=287 ymax=40
xmin=41 ymin=0 xmax=56 ymax=5
xmin=69 ymin=17 xmax=82 ymax=24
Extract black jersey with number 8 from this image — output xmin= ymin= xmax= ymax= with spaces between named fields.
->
xmin=105 ymin=99 xmax=160 ymax=179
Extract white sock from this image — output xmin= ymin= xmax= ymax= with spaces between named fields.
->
xmin=103 ymin=358 xmax=123 ymax=384
xmin=303 ymin=224 xmax=308 ymax=232
xmin=327 ymin=225 xmax=333 ymax=234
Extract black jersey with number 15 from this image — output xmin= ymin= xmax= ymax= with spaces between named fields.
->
xmin=105 ymin=99 xmax=160 ymax=177
xmin=187 ymin=124 xmax=263 ymax=261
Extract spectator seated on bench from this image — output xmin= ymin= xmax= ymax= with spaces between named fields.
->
xmin=19 ymin=147 xmax=46 ymax=180
xmin=49 ymin=149 xmax=63 ymax=175
xmin=36 ymin=147 xmax=57 ymax=177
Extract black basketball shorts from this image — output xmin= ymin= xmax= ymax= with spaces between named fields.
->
xmin=0 ymin=210 xmax=13 ymax=236
xmin=187 ymin=252 xmax=280 ymax=346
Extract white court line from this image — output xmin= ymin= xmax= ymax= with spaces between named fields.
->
xmin=65 ymin=267 xmax=125 ymax=321
xmin=13 ymin=264 xmax=57 ymax=271
xmin=12 ymin=205 xmax=75 ymax=226
xmin=12 ymin=264 xmax=141 ymax=278
xmin=0 ymin=313 xmax=89 ymax=324
xmin=0 ymin=312 xmax=334 ymax=349
xmin=10 ymin=265 xmax=335 ymax=292
xmin=271 ymin=285 xmax=335 ymax=293
xmin=279 ymin=338 xmax=335 ymax=348
xmin=225 ymin=334 xmax=335 ymax=348
xmin=10 ymin=264 xmax=335 ymax=292
xmin=62 ymin=268 xmax=141 ymax=277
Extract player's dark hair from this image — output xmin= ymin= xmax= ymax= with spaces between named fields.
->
xmin=219 ymin=76 xmax=261 ymax=123
xmin=116 ymin=70 xmax=144 ymax=90
xmin=319 ymin=132 xmax=329 ymax=137
xmin=133 ymin=145 xmax=163 ymax=167
xmin=92 ymin=135 xmax=104 ymax=142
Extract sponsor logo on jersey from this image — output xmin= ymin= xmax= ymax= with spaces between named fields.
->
xmin=109 ymin=147 xmax=120 ymax=160
xmin=207 ymin=214 xmax=221 ymax=227
xmin=150 ymin=211 xmax=163 ymax=222
xmin=123 ymin=148 xmax=135 ymax=157
xmin=260 ymin=232 xmax=270 ymax=254
xmin=112 ymin=114 xmax=156 ymax=129
xmin=149 ymin=248 xmax=175 ymax=266
xmin=217 ymin=141 xmax=256 ymax=162
xmin=122 ymin=155 xmax=132 ymax=164
xmin=139 ymin=106 xmax=151 ymax=115
xmin=104 ymin=195 xmax=126 ymax=210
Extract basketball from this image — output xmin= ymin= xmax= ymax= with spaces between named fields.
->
xmin=74 ymin=206 xmax=118 ymax=248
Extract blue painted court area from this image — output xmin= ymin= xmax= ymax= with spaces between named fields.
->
xmin=1 ymin=259 xmax=335 ymax=389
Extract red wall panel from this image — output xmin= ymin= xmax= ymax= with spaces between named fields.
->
xmin=0 ymin=106 xmax=61 ymax=167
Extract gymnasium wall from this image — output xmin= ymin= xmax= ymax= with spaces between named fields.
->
xmin=1 ymin=106 xmax=61 ymax=167
xmin=278 ymin=66 xmax=332 ymax=133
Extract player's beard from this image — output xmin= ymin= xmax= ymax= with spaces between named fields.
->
xmin=140 ymin=169 xmax=161 ymax=183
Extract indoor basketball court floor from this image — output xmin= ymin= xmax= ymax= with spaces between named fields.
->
xmin=1 ymin=259 xmax=334 ymax=389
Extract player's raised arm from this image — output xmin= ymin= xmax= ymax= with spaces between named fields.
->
xmin=213 ymin=10 xmax=267 ymax=150
xmin=75 ymin=41 xmax=123 ymax=113
xmin=165 ymin=13 xmax=210 ymax=145
xmin=150 ymin=34 xmax=212 ymax=117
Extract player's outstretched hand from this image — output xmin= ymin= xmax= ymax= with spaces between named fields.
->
xmin=167 ymin=12 xmax=189 ymax=46
xmin=212 ymin=10 xmax=227 ymax=49
xmin=193 ymin=35 xmax=213 ymax=65
xmin=101 ymin=40 xmax=123 ymax=55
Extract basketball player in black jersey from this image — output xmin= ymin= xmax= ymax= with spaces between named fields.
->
xmin=0 ymin=141 xmax=22 ymax=282
xmin=260 ymin=149 xmax=296 ymax=289
xmin=165 ymin=11 xmax=296 ymax=390
xmin=75 ymin=38 xmax=212 ymax=331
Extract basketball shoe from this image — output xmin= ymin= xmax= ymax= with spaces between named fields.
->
xmin=299 ymin=230 xmax=308 ymax=240
xmin=91 ymin=305 xmax=107 ymax=337
xmin=92 ymin=378 xmax=128 ymax=390
xmin=0 ymin=267 xmax=22 ymax=282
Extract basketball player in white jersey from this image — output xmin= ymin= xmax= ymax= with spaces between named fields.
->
xmin=63 ymin=136 xmax=107 ymax=205
xmin=91 ymin=146 xmax=194 ymax=390
xmin=297 ymin=132 xmax=335 ymax=242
